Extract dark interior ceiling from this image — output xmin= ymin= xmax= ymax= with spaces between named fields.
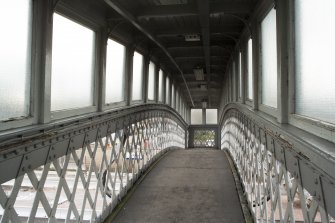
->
xmin=60 ymin=0 xmax=259 ymax=108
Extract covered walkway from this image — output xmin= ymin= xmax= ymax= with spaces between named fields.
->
xmin=109 ymin=149 xmax=244 ymax=223
xmin=1 ymin=0 xmax=335 ymax=222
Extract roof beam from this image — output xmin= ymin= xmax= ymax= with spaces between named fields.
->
xmin=155 ymin=25 xmax=241 ymax=37
xmin=197 ymin=0 xmax=211 ymax=107
xmin=104 ymin=0 xmax=194 ymax=107
xmin=136 ymin=2 xmax=254 ymax=19
xmin=137 ymin=5 xmax=197 ymax=19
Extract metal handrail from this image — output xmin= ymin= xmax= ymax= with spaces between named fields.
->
xmin=220 ymin=103 xmax=335 ymax=222
xmin=0 ymin=105 xmax=186 ymax=222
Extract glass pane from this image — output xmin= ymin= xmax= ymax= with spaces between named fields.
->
xmin=295 ymin=0 xmax=335 ymax=124
xmin=165 ymin=76 xmax=170 ymax=105
xmin=261 ymin=8 xmax=277 ymax=108
xmin=148 ymin=61 xmax=155 ymax=100
xmin=206 ymin=109 xmax=217 ymax=124
xmin=239 ymin=52 xmax=242 ymax=98
xmin=0 ymin=0 xmax=32 ymax=121
xmin=158 ymin=70 xmax=164 ymax=102
xmin=51 ymin=13 xmax=95 ymax=111
xmin=248 ymin=38 xmax=253 ymax=100
xmin=106 ymin=39 xmax=125 ymax=103
xmin=132 ymin=52 xmax=143 ymax=101
xmin=191 ymin=109 xmax=202 ymax=125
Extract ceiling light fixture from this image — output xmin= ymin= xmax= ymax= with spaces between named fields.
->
xmin=194 ymin=68 xmax=204 ymax=80
xmin=185 ymin=34 xmax=201 ymax=41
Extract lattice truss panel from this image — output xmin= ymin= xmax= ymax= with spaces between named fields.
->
xmin=193 ymin=130 xmax=216 ymax=147
xmin=221 ymin=110 xmax=335 ymax=223
xmin=0 ymin=111 xmax=185 ymax=223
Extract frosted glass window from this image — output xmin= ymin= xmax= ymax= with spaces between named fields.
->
xmin=191 ymin=109 xmax=202 ymax=125
xmin=295 ymin=0 xmax=335 ymax=124
xmin=51 ymin=14 xmax=95 ymax=111
xmin=106 ymin=39 xmax=125 ymax=103
xmin=0 ymin=0 xmax=32 ymax=121
xmin=171 ymin=84 xmax=175 ymax=108
xmin=206 ymin=109 xmax=217 ymax=124
xmin=132 ymin=52 xmax=143 ymax=101
xmin=239 ymin=52 xmax=242 ymax=98
xmin=261 ymin=8 xmax=277 ymax=108
xmin=165 ymin=76 xmax=170 ymax=104
xmin=158 ymin=70 xmax=164 ymax=102
xmin=148 ymin=61 xmax=155 ymax=100
xmin=248 ymin=38 xmax=253 ymax=100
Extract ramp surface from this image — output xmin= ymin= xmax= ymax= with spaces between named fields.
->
xmin=109 ymin=149 xmax=245 ymax=223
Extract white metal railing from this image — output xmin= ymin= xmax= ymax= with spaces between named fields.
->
xmin=221 ymin=106 xmax=335 ymax=223
xmin=0 ymin=106 xmax=186 ymax=222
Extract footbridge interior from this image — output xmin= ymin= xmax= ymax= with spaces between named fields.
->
xmin=1 ymin=0 xmax=335 ymax=222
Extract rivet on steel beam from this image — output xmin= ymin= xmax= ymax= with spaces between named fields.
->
xmin=51 ymin=147 xmax=55 ymax=151
xmin=315 ymin=179 xmax=319 ymax=184
xmin=25 ymin=156 xmax=28 ymax=160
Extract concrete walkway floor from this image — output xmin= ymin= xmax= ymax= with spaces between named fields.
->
xmin=109 ymin=149 xmax=245 ymax=223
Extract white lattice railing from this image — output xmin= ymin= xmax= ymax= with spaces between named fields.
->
xmin=221 ymin=106 xmax=335 ymax=223
xmin=0 ymin=106 xmax=186 ymax=222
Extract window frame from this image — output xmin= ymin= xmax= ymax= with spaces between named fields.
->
xmin=258 ymin=5 xmax=278 ymax=117
xmin=191 ymin=109 xmax=203 ymax=125
xmin=147 ymin=60 xmax=156 ymax=102
xmin=103 ymin=37 xmax=127 ymax=110
xmin=158 ymin=69 xmax=165 ymax=103
xmin=131 ymin=51 xmax=145 ymax=104
xmin=0 ymin=0 xmax=36 ymax=131
xmin=245 ymin=37 xmax=254 ymax=106
xmin=50 ymin=10 xmax=99 ymax=120
xmin=287 ymin=0 xmax=335 ymax=143
xmin=165 ymin=75 xmax=170 ymax=105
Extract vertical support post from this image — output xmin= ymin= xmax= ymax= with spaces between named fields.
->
xmin=125 ymin=47 xmax=134 ymax=106
xmin=185 ymin=127 xmax=188 ymax=149
xmin=143 ymin=55 xmax=149 ymax=104
xmin=234 ymin=54 xmax=239 ymax=102
xmin=276 ymin=0 xmax=289 ymax=123
xmin=241 ymin=45 xmax=246 ymax=104
xmin=154 ymin=64 xmax=159 ymax=103
xmin=169 ymin=77 xmax=173 ymax=106
xmin=202 ymin=108 xmax=206 ymax=125
xmin=162 ymin=68 xmax=166 ymax=104
xmin=217 ymin=125 xmax=221 ymax=149
xmin=97 ymin=28 xmax=108 ymax=112
xmin=34 ymin=0 xmax=54 ymax=124
xmin=252 ymin=21 xmax=260 ymax=110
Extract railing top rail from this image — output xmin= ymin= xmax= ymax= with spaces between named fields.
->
xmin=220 ymin=103 xmax=335 ymax=182
xmin=0 ymin=104 xmax=187 ymax=149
